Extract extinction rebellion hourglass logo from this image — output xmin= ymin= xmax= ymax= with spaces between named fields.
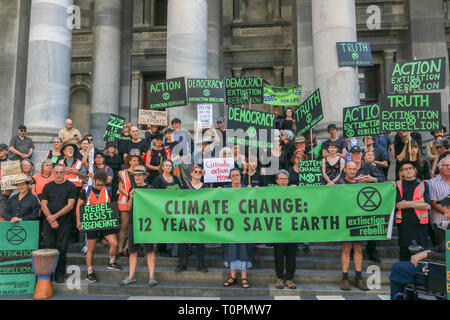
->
xmin=6 ymin=226 xmax=27 ymax=245
xmin=357 ymin=187 xmax=382 ymax=212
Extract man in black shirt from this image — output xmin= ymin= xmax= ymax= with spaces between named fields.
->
xmin=41 ymin=163 xmax=77 ymax=283
xmin=216 ymin=117 xmax=227 ymax=148
xmin=322 ymin=124 xmax=347 ymax=159
xmin=124 ymin=126 xmax=148 ymax=161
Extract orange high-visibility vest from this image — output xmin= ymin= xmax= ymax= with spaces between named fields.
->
xmin=118 ymin=169 xmax=132 ymax=211
xmin=32 ymin=173 xmax=55 ymax=195
xmin=84 ymin=185 xmax=110 ymax=205
xmin=395 ymin=180 xmax=429 ymax=224
xmin=58 ymin=159 xmax=83 ymax=187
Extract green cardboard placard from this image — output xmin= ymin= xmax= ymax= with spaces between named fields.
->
xmin=0 ymin=221 xmax=38 ymax=295
xmin=263 ymin=84 xmax=303 ymax=106
xmin=133 ymin=183 xmax=395 ymax=243
xmin=298 ymin=160 xmax=323 ymax=186
xmin=103 ymin=114 xmax=125 ymax=143
xmin=80 ymin=202 xmax=120 ymax=232
xmin=343 ymin=104 xmax=381 ymax=138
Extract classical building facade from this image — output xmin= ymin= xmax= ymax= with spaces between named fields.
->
xmin=1 ymin=0 xmax=449 ymax=160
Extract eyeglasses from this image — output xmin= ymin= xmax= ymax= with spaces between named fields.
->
xmin=53 ymin=141 xmax=61 ymax=144
xmin=401 ymin=167 xmax=415 ymax=171
xmin=19 ymin=130 xmax=26 ymax=133
xmin=193 ymin=170 xmax=202 ymax=174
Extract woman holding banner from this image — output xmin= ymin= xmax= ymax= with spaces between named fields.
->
xmin=223 ymin=168 xmax=253 ymax=289
xmin=5 ymin=175 xmax=39 ymax=223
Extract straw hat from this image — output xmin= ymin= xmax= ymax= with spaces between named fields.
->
xmin=130 ymin=165 xmax=148 ymax=176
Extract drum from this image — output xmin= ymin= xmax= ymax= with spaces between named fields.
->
xmin=32 ymin=249 xmax=59 ymax=299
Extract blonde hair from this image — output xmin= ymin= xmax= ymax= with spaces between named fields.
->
xmin=40 ymin=159 xmax=53 ymax=175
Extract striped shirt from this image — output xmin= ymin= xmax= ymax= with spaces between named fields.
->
xmin=427 ymin=175 xmax=450 ymax=225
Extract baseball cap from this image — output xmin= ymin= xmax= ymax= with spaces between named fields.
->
xmin=0 ymin=143 xmax=9 ymax=150
xmin=350 ymin=146 xmax=362 ymax=153
xmin=18 ymin=125 xmax=27 ymax=130
xmin=327 ymin=124 xmax=337 ymax=132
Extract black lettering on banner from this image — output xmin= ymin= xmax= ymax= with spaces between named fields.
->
xmin=146 ymin=77 xmax=187 ymax=109
xmin=294 ymin=89 xmax=324 ymax=135
xmin=225 ymin=77 xmax=264 ymax=105
xmin=388 ymin=57 xmax=446 ymax=93
xmin=342 ymin=104 xmax=381 ymax=138
xmin=379 ymin=93 xmax=441 ymax=132
xmin=103 ymin=114 xmax=125 ymax=143
xmin=336 ymin=42 xmax=373 ymax=67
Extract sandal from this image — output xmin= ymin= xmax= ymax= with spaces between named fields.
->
xmin=223 ymin=277 xmax=236 ymax=287
xmin=241 ymin=278 xmax=251 ymax=289
xmin=285 ymin=280 xmax=296 ymax=289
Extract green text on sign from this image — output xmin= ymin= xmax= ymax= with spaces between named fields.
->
xmin=133 ymin=183 xmax=395 ymax=244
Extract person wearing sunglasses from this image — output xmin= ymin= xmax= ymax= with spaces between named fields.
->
xmin=45 ymin=137 xmax=64 ymax=166
xmin=175 ymin=165 xmax=208 ymax=273
xmin=8 ymin=125 xmax=35 ymax=161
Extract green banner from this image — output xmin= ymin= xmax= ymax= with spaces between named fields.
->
xmin=263 ymin=84 xmax=302 ymax=106
xmin=446 ymin=229 xmax=449 ymax=300
xmin=0 ymin=221 xmax=38 ymax=295
xmin=133 ymin=183 xmax=395 ymax=244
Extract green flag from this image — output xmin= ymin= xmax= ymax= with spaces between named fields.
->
xmin=263 ymin=84 xmax=303 ymax=106
xmin=133 ymin=183 xmax=395 ymax=244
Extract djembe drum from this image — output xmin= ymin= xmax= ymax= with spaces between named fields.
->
xmin=32 ymin=249 xmax=59 ymax=299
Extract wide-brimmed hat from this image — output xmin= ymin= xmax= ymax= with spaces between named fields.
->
xmin=294 ymin=135 xmax=306 ymax=144
xmin=15 ymin=174 xmax=31 ymax=185
xmin=125 ymin=153 xmax=144 ymax=167
xmin=291 ymin=150 xmax=306 ymax=164
xmin=397 ymin=160 xmax=416 ymax=173
xmin=60 ymin=142 xmax=78 ymax=154
xmin=130 ymin=165 xmax=148 ymax=176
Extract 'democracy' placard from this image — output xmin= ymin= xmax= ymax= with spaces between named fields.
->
xmin=197 ymin=104 xmax=213 ymax=129
xmin=138 ymin=109 xmax=168 ymax=126
xmin=379 ymin=93 xmax=441 ymax=132
xmin=225 ymin=77 xmax=264 ymax=105
xmin=80 ymin=202 xmax=119 ymax=232
xmin=388 ymin=57 xmax=446 ymax=93
xmin=203 ymin=158 xmax=234 ymax=183
xmin=147 ymin=77 xmax=187 ymax=109
xmin=343 ymin=104 xmax=381 ymax=138
xmin=263 ymin=84 xmax=303 ymax=106
xmin=226 ymin=105 xmax=275 ymax=149
xmin=0 ymin=221 xmax=38 ymax=295
xmin=294 ymin=89 xmax=323 ymax=135
xmin=298 ymin=160 xmax=322 ymax=186
xmin=103 ymin=114 xmax=125 ymax=143
xmin=133 ymin=183 xmax=395 ymax=243
xmin=336 ymin=42 xmax=373 ymax=67
xmin=187 ymin=79 xmax=225 ymax=103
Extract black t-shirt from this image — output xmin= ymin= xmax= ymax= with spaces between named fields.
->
xmin=104 ymin=154 xmax=123 ymax=175
xmin=242 ymin=171 xmax=261 ymax=187
xmin=79 ymin=187 xmax=112 ymax=202
xmin=41 ymin=180 xmax=77 ymax=224
xmin=151 ymin=175 xmax=183 ymax=190
xmin=127 ymin=139 xmax=149 ymax=155
xmin=118 ymin=134 xmax=132 ymax=156
xmin=288 ymin=166 xmax=299 ymax=186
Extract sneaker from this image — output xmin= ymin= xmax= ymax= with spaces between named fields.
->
xmin=275 ymin=278 xmax=284 ymax=289
xmin=120 ymin=276 xmax=136 ymax=286
xmin=148 ymin=277 xmax=158 ymax=287
xmin=175 ymin=266 xmax=187 ymax=273
xmin=340 ymin=279 xmax=351 ymax=291
xmin=86 ymin=272 xmax=98 ymax=283
xmin=354 ymin=278 xmax=369 ymax=291
xmin=54 ymin=274 xmax=65 ymax=284
xmin=107 ymin=262 xmax=123 ymax=271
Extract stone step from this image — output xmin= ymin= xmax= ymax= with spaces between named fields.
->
xmin=67 ymin=253 xmax=396 ymax=271
xmin=53 ymin=280 xmax=390 ymax=298
xmin=72 ymin=265 xmax=391 ymax=285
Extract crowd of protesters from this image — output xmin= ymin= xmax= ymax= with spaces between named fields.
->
xmin=0 ymin=112 xmax=448 ymax=295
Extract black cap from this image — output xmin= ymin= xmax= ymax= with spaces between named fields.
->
xmin=94 ymin=151 xmax=105 ymax=158
xmin=171 ymin=118 xmax=181 ymax=124
xmin=437 ymin=195 xmax=450 ymax=207
xmin=18 ymin=125 xmax=27 ymax=130
xmin=153 ymin=133 xmax=164 ymax=140
xmin=350 ymin=146 xmax=362 ymax=153
xmin=106 ymin=141 xmax=117 ymax=148
xmin=327 ymin=124 xmax=337 ymax=132
xmin=398 ymin=160 xmax=416 ymax=170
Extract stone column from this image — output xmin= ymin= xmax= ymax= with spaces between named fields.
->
xmin=232 ymin=67 xmax=243 ymax=78
xmin=273 ymin=66 xmax=284 ymax=86
xmin=90 ymin=0 xmax=122 ymax=146
xmin=312 ymin=0 xmax=359 ymax=130
xmin=208 ymin=0 xmax=223 ymax=120
xmin=383 ymin=49 xmax=396 ymax=93
xmin=293 ymin=0 xmax=314 ymax=101
xmin=119 ymin=0 xmax=133 ymax=120
xmin=130 ymin=71 xmax=143 ymax=126
xmin=166 ymin=0 xmax=208 ymax=131
xmin=24 ymin=0 xmax=73 ymax=162
xmin=0 ymin=0 xmax=30 ymax=144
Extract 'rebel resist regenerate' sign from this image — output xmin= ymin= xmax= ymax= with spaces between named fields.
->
xmin=187 ymin=78 xmax=225 ymax=103
xmin=343 ymin=104 xmax=381 ymax=138
xmin=379 ymin=93 xmax=441 ymax=132
xmin=226 ymin=105 xmax=275 ymax=149
xmin=147 ymin=77 xmax=187 ymax=109
xmin=336 ymin=42 xmax=373 ymax=67
xmin=298 ymin=160 xmax=323 ymax=186
xmin=388 ymin=57 xmax=446 ymax=93
xmin=132 ymin=183 xmax=395 ymax=243
xmin=225 ymin=77 xmax=264 ymax=105
xmin=0 ymin=221 xmax=39 ymax=295
xmin=294 ymin=89 xmax=323 ymax=135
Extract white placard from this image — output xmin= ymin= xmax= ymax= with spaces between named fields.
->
xmin=203 ymin=157 xmax=234 ymax=183
xmin=197 ymin=104 xmax=213 ymax=129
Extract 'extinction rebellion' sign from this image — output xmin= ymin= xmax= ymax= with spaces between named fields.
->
xmin=294 ymin=89 xmax=323 ymax=135
xmin=187 ymin=78 xmax=225 ymax=103
xmin=298 ymin=160 xmax=322 ymax=186
xmin=133 ymin=183 xmax=395 ymax=243
xmin=388 ymin=57 xmax=446 ymax=93
xmin=226 ymin=105 xmax=275 ymax=149
xmin=80 ymin=202 xmax=120 ymax=232
xmin=0 ymin=221 xmax=38 ymax=295
xmin=336 ymin=42 xmax=373 ymax=67
xmin=263 ymin=84 xmax=303 ymax=106
xmin=147 ymin=77 xmax=187 ymax=109
xmin=343 ymin=104 xmax=381 ymax=138
xmin=379 ymin=93 xmax=441 ymax=132
xmin=225 ymin=77 xmax=264 ymax=105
